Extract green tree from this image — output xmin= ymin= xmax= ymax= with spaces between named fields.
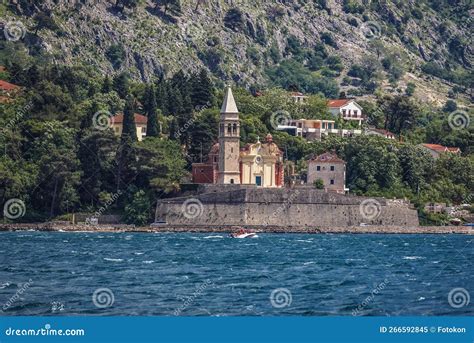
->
xmin=191 ymin=69 xmax=214 ymax=109
xmin=122 ymin=95 xmax=137 ymax=141
xmin=143 ymin=84 xmax=160 ymax=137
xmin=124 ymin=190 xmax=151 ymax=226
xmin=135 ymin=138 xmax=186 ymax=193
xmin=28 ymin=121 xmax=82 ymax=217
xmin=113 ymin=72 xmax=130 ymax=99
xmin=313 ymin=178 xmax=324 ymax=189
xmin=380 ymin=95 xmax=419 ymax=137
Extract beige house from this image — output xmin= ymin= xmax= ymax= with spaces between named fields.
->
xmin=307 ymin=152 xmax=348 ymax=194
xmin=112 ymin=113 xmax=148 ymax=141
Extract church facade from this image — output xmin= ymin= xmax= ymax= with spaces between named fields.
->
xmin=192 ymin=86 xmax=284 ymax=188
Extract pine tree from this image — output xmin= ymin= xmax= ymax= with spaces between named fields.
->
xmin=168 ymin=87 xmax=184 ymax=115
xmin=122 ymin=95 xmax=138 ymax=141
xmin=113 ymin=72 xmax=130 ymax=99
xmin=191 ymin=69 xmax=214 ymax=109
xmin=144 ymin=84 xmax=160 ymax=137
xmin=102 ymin=76 xmax=112 ymax=93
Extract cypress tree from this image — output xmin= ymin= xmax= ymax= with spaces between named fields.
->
xmin=169 ymin=118 xmax=178 ymax=140
xmin=122 ymin=95 xmax=138 ymax=141
xmin=168 ymin=87 xmax=184 ymax=115
xmin=144 ymin=84 xmax=160 ymax=137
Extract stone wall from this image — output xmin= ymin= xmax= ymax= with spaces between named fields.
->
xmin=156 ymin=188 xmax=419 ymax=227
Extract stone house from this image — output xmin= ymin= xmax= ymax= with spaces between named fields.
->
xmin=307 ymin=152 xmax=349 ymax=194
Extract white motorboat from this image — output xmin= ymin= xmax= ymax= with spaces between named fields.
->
xmin=230 ymin=228 xmax=258 ymax=239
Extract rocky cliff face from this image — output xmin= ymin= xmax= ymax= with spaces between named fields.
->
xmin=3 ymin=0 xmax=472 ymax=104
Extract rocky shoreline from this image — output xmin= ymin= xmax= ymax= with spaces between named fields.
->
xmin=0 ymin=223 xmax=472 ymax=234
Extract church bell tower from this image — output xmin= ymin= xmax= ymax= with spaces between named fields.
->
xmin=217 ymin=86 xmax=241 ymax=184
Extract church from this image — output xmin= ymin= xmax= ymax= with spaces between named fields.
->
xmin=192 ymin=86 xmax=284 ymax=188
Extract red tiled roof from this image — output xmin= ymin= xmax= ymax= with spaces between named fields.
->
xmin=422 ymin=144 xmax=460 ymax=153
xmin=113 ymin=113 xmax=148 ymax=124
xmin=327 ymin=99 xmax=352 ymax=107
xmin=310 ymin=152 xmax=345 ymax=164
xmin=0 ymin=80 xmax=20 ymax=91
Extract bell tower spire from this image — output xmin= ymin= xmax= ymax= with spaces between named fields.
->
xmin=217 ymin=86 xmax=241 ymax=185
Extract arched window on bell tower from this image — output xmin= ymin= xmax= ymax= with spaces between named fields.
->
xmin=227 ymin=123 xmax=232 ymax=135
xmin=232 ymin=123 xmax=237 ymax=135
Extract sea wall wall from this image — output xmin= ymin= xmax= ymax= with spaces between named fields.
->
xmin=155 ymin=188 xmax=420 ymax=227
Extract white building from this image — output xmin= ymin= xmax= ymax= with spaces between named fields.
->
xmin=327 ymin=99 xmax=364 ymax=127
xmin=365 ymin=128 xmax=397 ymax=140
xmin=276 ymin=118 xmax=362 ymax=141
xmin=290 ymin=92 xmax=308 ymax=104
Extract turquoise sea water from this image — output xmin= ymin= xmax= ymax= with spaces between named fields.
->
xmin=0 ymin=232 xmax=472 ymax=316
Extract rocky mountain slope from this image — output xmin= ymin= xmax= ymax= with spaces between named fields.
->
xmin=2 ymin=0 xmax=473 ymax=105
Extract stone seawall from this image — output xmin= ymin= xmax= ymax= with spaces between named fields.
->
xmin=0 ymin=223 xmax=472 ymax=234
xmin=155 ymin=188 xmax=419 ymax=227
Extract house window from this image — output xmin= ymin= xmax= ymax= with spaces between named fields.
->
xmin=342 ymin=109 xmax=346 ymax=116
xmin=230 ymin=179 xmax=234 ymax=184
xmin=328 ymin=123 xmax=332 ymax=129
xmin=141 ymin=127 xmax=146 ymax=133
xmin=214 ymin=156 xmax=217 ymax=163
xmin=200 ymin=169 xmax=204 ymax=173
xmin=231 ymin=148 xmax=233 ymax=153
xmin=316 ymin=166 xmax=321 ymax=171
xmin=330 ymin=179 xmax=335 ymax=185
xmin=322 ymin=123 xmax=326 ymax=129
xmin=354 ymin=110 xmax=358 ymax=117
xmin=330 ymin=166 xmax=335 ymax=171
xmin=298 ymin=123 xmax=302 ymax=128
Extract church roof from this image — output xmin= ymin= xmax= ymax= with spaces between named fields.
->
xmin=220 ymin=86 xmax=239 ymax=114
